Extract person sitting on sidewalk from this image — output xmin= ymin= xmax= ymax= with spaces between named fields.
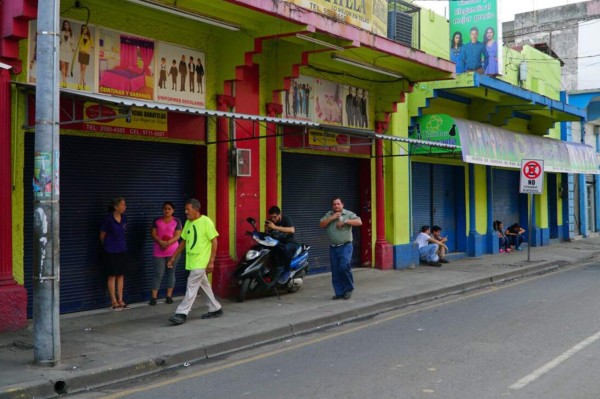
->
xmin=493 ymin=220 xmax=511 ymax=253
xmin=431 ymin=225 xmax=450 ymax=263
xmin=415 ymin=225 xmax=444 ymax=266
xmin=505 ymin=222 xmax=525 ymax=251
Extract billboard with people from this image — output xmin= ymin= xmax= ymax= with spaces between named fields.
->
xmin=449 ymin=0 xmax=502 ymax=76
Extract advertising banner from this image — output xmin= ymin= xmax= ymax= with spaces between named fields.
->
xmin=82 ymin=102 xmax=168 ymax=137
xmin=284 ymin=0 xmax=388 ymax=37
xmin=156 ymin=42 xmax=206 ymax=108
xmin=410 ymin=114 xmax=460 ymax=154
xmin=28 ymin=19 xmax=97 ymax=92
xmin=98 ymin=29 xmax=155 ymax=100
xmin=282 ymin=75 xmax=314 ymax=122
xmin=455 ymin=118 xmax=599 ymax=174
xmin=449 ymin=0 xmax=502 ymax=76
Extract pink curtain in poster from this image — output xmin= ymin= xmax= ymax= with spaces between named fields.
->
xmin=119 ymin=36 xmax=154 ymax=71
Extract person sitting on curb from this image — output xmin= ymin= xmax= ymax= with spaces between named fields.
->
xmin=505 ymin=222 xmax=525 ymax=251
xmin=415 ymin=225 xmax=444 ymax=267
xmin=493 ymin=220 xmax=511 ymax=253
xmin=431 ymin=225 xmax=450 ymax=263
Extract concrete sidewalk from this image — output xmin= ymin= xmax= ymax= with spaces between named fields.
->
xmin=2 ymin=238 xmax=600 ymax=399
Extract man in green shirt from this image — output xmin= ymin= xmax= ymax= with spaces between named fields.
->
xmin=168 ymin=199 xmax=223 ymax=325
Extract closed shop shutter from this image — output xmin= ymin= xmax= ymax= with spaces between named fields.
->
xmin=282 ymin=152 xmax=361 ymax=274
xmin=24 ymin=134 xmax=199 ymax=315
xmin=412 ymin=162 xmax=464 ymax=252
xmin=492 ymin=168 xmax=521 ymax=227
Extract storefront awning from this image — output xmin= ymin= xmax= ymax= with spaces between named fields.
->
xmin=455 ymin=118 xmax=599 ymax=174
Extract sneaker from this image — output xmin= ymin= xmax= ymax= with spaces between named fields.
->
xmin=428 ymin=261 xmax=442 ymax=267
xmin=343 ymin=291 xmax=353 ymax=300
xmin=506 ymin=248 xmax=512 ymax=253
xmin=499 ymin=249 xmax=505 ymax=253
xmin=201 ymin=309 xmax=223 ymax=319
xmin=332 ymin=295 xmax=343 ymax=300
xmin=439 ymin=259 xmax=449 ymax=263
xmin=149 ymin=298 xmax=157 ymax=306
xmin=169 ymin=313 xmax=187 ymax=325
xmin=516 ymin=247 xmax=523 ymax=251
xmin=165 ymin=297 xmax=174 ymax=304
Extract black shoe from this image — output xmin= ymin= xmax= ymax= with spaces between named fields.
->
xmin=149 ymin=298 xmax=157 ymax=306
xmin=169 ymin=313 xmax=187 ymax=325
xmin=439 ymin=259 xmax=449 ymax=264
xmin=332 ymin=295 xmax=343 ymax=300
xmin=428 ymin=261 xmax=442 ymax=267
xmin=165 ymin=297 xmax=173 ymax=304
xmin=343 ymin=291 xmax=352 ymax=300
xmin=201 ymin=309 xmax=223 ymax=319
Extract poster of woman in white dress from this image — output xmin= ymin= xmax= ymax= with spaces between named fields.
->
xmin=28 ymin=19 xmax=96 ymax=92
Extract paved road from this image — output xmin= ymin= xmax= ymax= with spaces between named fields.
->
xmin=69 ymin=262 xmax=600 ymax=399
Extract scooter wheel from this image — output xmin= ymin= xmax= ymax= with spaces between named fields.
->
xmin=237 ymin=278 xmax=251 ymax=302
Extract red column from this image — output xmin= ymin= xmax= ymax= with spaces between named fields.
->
xmin=374 ymin=138 xmax=393 ymax=270
xmin=211 ymin=94 xmax=238 ymax=298
xmin=265 ymin=102 xmax=281 ymax=210
xmin=0 ymin=67 xmax=27 ymax=331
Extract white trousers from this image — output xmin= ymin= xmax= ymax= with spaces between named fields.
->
xmin=175 ymin=268 xmax=221 ymax=316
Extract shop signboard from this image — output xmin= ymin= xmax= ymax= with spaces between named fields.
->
xmin=410 ymin=114 xmax=460 ymax=154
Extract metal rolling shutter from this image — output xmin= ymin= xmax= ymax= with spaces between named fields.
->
xmin=411 ymin=162 xmax=432 ymax=238
xmin=432 ymin=164 xmax=461 ymax=252
xmin=282 ymin=153 xmax=361 ymax=274
xmin=491 ymin=168 xmax=521 ymax=227
xmin=24 ymin=134 xmax=197 ymax=315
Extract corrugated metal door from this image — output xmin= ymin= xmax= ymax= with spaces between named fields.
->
xmin=412 ymin=162 xmax=463 ymax=252
xmin=491 ymin=168 xmax=521 ymax=227
xmin=24 ymin=134 xmax=199 ymax=315
xmin=282 ymin=152 xmax=361 ymax=274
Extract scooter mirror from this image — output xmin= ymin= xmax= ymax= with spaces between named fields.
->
xmin=246 ymin=217 xmax=256 ymax=225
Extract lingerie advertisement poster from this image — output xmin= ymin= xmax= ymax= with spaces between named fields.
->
xmin=28 ymin=19 xmax=97 ymax=92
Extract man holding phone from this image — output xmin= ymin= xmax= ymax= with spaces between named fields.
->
xmin=265 ymin=205 xmax=298 ymax=284
xmin=431 ymin=225 xmax=449 ymax=264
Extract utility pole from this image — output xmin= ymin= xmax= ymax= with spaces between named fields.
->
xmin=33 ymin=0 xmax=61 ymax=366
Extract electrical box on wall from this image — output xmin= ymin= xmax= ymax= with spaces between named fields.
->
xmin=230 ymin=148 xmax=251 ymax=177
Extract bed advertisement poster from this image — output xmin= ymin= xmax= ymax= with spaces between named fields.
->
xmin=28 ymin=19 xmax=97 ymax=92
xmin=155 ymin=42 xmax=206 ymax=108
xmin=98 ymin=28 xmax=155 ymax=101
xmin=282 ymin=74 xmax=371 ymax=130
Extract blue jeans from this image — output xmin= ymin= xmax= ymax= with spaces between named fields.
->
xmin=419 ymin=244 xmax=439 ymax=262
xmin=510 ymin=235 xmax=524 ymax=249
xmin=152 ymin=256 xmax=177 ymax=290
xmin=329 ymin=243 xmax=354 ymax=297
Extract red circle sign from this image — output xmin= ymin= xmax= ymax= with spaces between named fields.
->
xmin=523 ymin=161 xmax=542 ymax=179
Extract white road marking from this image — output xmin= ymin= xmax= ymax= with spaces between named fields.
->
xmin=509 ymin=330 xmax=600 ymax=390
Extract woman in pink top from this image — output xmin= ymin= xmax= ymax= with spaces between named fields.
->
xmin=150 ymin=202 xmax=182 ymax=305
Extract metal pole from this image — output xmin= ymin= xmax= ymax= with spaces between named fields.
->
xmin=33 ymin=0 xmax=61 ymax=366
xmin=527 ymin=193 xmax=532 ymax=262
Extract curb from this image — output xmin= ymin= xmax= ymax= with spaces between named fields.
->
xmin=2 ymin=254 xmax=598 ymax=399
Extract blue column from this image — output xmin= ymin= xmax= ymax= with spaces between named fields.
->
xmin=467 ymin=164 xmax=483 ymax=256
xmin=579 ymin=173 xmax=588 ymax=237
xmin=485 ymin=166 xmax=498 ymax=253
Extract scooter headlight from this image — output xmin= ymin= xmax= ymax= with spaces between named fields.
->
xmin=245 ymin=250 xmax=260 ymax=260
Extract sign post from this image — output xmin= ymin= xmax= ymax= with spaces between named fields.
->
xmin=520 ymin=159 xmax=544 ymax=262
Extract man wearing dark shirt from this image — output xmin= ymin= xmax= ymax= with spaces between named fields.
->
xmin=265 ymin=205 xmax=298 ymax=283
xmin=460 ymin=27 xmax=488 ymax=73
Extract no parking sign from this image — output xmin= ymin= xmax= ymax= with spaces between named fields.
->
xmin=519 ymin=159 xmax=544 ymax=194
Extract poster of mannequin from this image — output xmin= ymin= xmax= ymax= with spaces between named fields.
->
xmin=98 ymin=28 xmax=155 ymax=100
xmin=281 ymin=75 xmax=314 ymax=121
xmin=314 ymin=78 xmax=343 ymax=126
xmin=342 ymin=86 xmax=370 ymax=129
xmin=28 ymin=19 xmax=97 ymax=92
xmin=155 ymin=42 xmax=206 ymax=108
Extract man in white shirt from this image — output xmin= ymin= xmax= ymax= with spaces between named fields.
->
xmin=415 ymin=225 xmax=443 ymax=267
